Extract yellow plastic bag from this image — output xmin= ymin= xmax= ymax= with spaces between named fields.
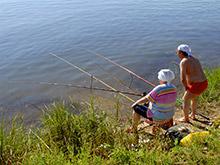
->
xmin=180 ymin=131 xmax=209 ymax=147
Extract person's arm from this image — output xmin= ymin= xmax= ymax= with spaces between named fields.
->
xmin=131 ymin=96 xmax=149 ymax=108
xmin=180 ymin=60 xmax=188 ymax=90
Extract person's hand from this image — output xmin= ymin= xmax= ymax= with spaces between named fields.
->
xmin=142 ymin=92 xmax=147 ymax=96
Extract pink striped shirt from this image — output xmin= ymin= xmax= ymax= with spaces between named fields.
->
xmin=146 ymin=83 xmax=177 ymax=121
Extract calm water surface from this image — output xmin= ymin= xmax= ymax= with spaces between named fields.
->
xmin=0 ymin=0 xmax=220 ymax=116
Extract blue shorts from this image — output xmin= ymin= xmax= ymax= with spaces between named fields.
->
xmin=133 ymin=104 xmax=153 ymax=121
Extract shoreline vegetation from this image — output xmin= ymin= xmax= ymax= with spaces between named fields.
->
xmin=0 ymin=67 xmax=220 ymax=164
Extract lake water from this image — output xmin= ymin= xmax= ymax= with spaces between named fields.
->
xmin=0 ymin=0 xmax=220 ymax=117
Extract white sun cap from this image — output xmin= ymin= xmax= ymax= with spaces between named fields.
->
xmin=177 ymin=44 xmax=192 ymax=56
xmin=158 ymin=69 xmax=175 ymax=83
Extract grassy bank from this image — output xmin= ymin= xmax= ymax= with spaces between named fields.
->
xmin=0 ymin=68 xmax=220 ymax=165
xmin=198 ymin=67 xmax=220 ymax=118
xmin=200 ymin=68 xmax=220 ymax=103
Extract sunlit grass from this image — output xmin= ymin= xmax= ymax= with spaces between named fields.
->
xmin=0 ymin=67 xmax=220 ymax=164
xmin=200 ymin=67 xmax=220 ymax=104
xmin=1 ymin=100 xmax=219 ymax=164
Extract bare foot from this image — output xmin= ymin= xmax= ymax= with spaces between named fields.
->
xmin=189 ymin=114 xmax=196 ymax=120
xmin=178 ymin=117 xmax=190 ymax=123
xmin=144 ymin=119 xmax=154 ymax=124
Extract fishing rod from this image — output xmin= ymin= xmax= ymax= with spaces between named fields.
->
xmin=85 ymin=49 xmax=156 ymax=87
xmin=50 ymin=53 xmax=135 ymax=102
xmin=9 ymin=80 xmax=142 ymax=97
xmin=86 ymin=50 xmax=210 ymax=121
xmin=94 ymin=61 xmax=141 ymax=94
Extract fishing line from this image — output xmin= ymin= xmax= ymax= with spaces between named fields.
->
xmin=85 ymin=49 xmax=156 ymax=87
xmin=9 ymin=80 xmax=142 ymax=97
xmin=93 ymin=60 xmax=141 ymax=94
xmin=50 ymin=53 xmax=135 ymax=102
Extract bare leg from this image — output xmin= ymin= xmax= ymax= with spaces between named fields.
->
xmin=181 ymin=91 xmax=196 ymax=122
xmin=182 ymin=91 xmax=191 ymax=122
xmin=190 ymin=98 xmax=197 ymax=120
xmin=132 ymin=111 xmax=141 ymax=131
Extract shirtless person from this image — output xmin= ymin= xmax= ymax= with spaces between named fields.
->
xmin=176 ymin=44 xmax=208 ymax=122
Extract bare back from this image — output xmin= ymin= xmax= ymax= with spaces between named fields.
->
xmin=185 ymin=56 xmax=206 ymax=83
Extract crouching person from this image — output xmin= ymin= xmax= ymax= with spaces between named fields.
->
xmin=128 ymin=69 xmax=177 ymax=134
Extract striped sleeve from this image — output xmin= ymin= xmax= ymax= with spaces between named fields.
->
xmin=146 ymin=86 xmax=159 ymax=103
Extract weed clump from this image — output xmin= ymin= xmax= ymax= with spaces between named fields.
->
xmin=0 ymin=67 xmax=219 ymax=164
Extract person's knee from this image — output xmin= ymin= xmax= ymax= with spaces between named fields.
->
xmin=183 ymin=92 xmax=189 ymax=100
xmin=132 ymin=110 xmax=136 ymax=115
xmin=133 ymin=111 xmax=140 ymax=119
xmin=191 ymin=97 xmax=198 ymax=103
xmin=183 ymin=97 xmax=190 ymax=107
xmin=183 ymin=91 xmax=196 ymax=101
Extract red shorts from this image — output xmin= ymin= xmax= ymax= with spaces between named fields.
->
xmin=187 ymin=80 xmax=208 ymax=95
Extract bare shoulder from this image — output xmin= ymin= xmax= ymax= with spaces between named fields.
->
xmin=180 ymin=58 xmax=188 ymax=66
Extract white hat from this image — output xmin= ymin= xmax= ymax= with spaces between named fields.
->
xmin=158 ymin=69 xmax=175 ymax=83
xmin=177 ymin=44 xmax=192 ymax=56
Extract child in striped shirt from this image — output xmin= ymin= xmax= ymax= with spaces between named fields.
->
xmin=128 ymin=69 xmax=177 ymax=134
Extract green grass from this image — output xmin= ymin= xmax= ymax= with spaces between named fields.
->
xmin=0 ymin=101 xmax=219 ymax=164
xmin=197 ymin=67 xmax=220 ymax=116
xmin=0 ymin=67 xmax=220 ymax=164
xmin=200 ymin=67 xmax=220 ymax=104
xmin=176 ymin=67 xmax=220 ymax=111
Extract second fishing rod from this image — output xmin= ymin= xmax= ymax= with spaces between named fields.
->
xmin=85 ymin=49 xmax=210 ymax=121
xmin=50 ymin=53 xmax=135 ymax=102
